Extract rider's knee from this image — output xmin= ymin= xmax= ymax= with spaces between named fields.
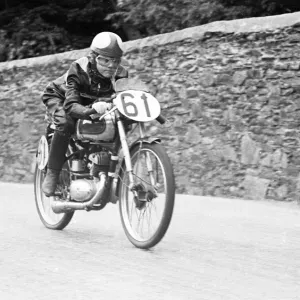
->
xmin=53 ymin=107 xmax=75 ymax=134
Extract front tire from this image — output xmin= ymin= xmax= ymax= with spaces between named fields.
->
xmin=118 ymin=143 xmax=175 ymax=249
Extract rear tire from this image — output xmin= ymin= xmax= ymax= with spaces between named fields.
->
xmin=34 ymin=161 xmax=74 ymax=230
xmin=118 ymin=143 xmax=175 ymax=249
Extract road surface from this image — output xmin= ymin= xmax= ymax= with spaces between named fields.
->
xmin=0 ymin=182 xmax=300 ymax=300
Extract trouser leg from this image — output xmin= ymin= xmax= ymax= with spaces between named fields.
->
xmin=42 ymin=107 xmax=76 ymax=196
xmin=47 ymin=131 xmax=70 ymax=171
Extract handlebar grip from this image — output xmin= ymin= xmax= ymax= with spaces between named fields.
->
xmin=90 ymin=113 xmax=102 ymax=120
xmin=156 ymin=115 xmax=167 ymax=124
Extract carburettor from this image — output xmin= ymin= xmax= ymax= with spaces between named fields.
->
xmin=88 ymin=151 xmax=110 ymax=177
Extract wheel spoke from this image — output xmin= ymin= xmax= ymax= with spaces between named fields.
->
xmin=130 ymin=194 xmax=134 ymax=224
xmin=145 ymin=204 xmax=152 ymax=236
xmin=136 ymin=209 xmax=144 ymax=235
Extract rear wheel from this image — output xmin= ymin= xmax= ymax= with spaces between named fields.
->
xmin=118 ymin=143 xmax=175 ymax=249
xmin=34 ymin=137 xmax=74 ymax=230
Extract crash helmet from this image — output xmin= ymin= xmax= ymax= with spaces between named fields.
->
xmin=90 ymin=32 xmax=123 ymax=59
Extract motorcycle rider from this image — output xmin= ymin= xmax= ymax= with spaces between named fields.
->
xmin=41 ymin=31 xmax=128 ymax=197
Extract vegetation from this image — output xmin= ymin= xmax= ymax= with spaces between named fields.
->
xmin=0 ymin=0 xmax=121 ymax=61
xmin=109 ymin=0 xmax=300 ymax=37
xmin=0 ymin=0 xmax=300 ymax=62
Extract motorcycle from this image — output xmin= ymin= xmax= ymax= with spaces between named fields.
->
xmin=34 ymin=78 xmax=175 ymax=249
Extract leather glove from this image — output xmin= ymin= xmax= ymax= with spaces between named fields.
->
xmin=92 ymin=102 xmax=112 ymax=114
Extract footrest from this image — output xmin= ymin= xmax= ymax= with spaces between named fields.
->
xmin=53 ymin=192 xmax=63 ymax=197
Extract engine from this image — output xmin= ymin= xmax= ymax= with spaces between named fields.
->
xmin=69 ymin=179 xmax=99 ymax=202
xmin=69 ymin=151 xmax=110 ymax=202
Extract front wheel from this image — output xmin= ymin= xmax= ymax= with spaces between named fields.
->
xmin=118 ymin=143 xmax=175 ymax=249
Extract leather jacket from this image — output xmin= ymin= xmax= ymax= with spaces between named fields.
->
xmin=42 ymin=56 xmax=128 ymax=119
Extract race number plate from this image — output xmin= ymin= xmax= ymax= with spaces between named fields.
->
xmin=114 ymin=90 xmax=161 ymax=122
xmin=37 ymin=135 xmax=49 ymax=170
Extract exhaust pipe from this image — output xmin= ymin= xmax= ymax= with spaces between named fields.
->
xmin=52 ymin=173 xmax=107 ymax=214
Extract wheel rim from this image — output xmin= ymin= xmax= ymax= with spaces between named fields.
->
xmin=35 ymin=167 xmax=65 ymax=225
xmin=120 ymin=148 xmax=168 ymax=243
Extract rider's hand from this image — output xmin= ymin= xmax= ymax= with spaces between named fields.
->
xmin=92 ymin=102 xmax=112 ymax=114
xmin=110 ymin=93 xmax=116 ymax=100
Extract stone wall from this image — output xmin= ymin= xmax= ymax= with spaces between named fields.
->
xmin=2 ymin=12 xmax=300 ymax=201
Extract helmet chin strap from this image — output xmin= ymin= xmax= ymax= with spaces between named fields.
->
xmin=111 ymin=69 xmax=117 ymax=91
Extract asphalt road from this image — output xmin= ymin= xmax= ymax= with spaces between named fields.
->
xmin=1 ymin=182 xmax=300 ymax=300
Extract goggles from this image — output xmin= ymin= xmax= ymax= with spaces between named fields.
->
xmin=96 ymin=55 xmax=121 ymax=67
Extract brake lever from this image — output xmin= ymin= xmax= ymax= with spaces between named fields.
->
xmin=99 ymin=106 xmax=118 ymax=121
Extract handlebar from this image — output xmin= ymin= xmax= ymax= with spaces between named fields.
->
xmin=156 ymin=115 xmax=167 ymax=124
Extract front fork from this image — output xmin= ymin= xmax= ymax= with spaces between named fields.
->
xmin=116 ymin=112 xmax=156 ymax=198
xmin=137 ymin=123 xmax=157 ymax=187
xmin=116 ymin=113 xmax=135 ymax=192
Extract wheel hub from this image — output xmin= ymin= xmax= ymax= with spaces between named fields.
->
xmin=132 ymin=183 xmax=157 ymax=210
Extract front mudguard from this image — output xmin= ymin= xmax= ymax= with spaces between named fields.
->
xmin=129 ymin=137 xmax=161 ymax=150
xmin=110 ymin=137 xmax=161 ymax=202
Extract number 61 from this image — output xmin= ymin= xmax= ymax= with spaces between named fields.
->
xmin=121 ymin=93 xmax=151 ymax=118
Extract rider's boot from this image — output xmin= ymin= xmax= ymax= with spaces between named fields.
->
xmin=42 ymin=130 xmax=70 ymax=197
xmin=42 ymin=168 xmax=61 ymax=197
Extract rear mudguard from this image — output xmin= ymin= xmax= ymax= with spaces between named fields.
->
xmin=36 ymin=135 xmax=49 ymax=170
xmin=111 ymin=137 xmax=161 ymax=202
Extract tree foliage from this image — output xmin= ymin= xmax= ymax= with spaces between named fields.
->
xmin=0 ymin=0 xmax=121 ymax=61
xmin=107 ymin=0 xmax=225 ymax=36
xmin=1 ymin=0 xmax=300 ymax=61
xmin=108 ymin=0 xmax=300 ymax=37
